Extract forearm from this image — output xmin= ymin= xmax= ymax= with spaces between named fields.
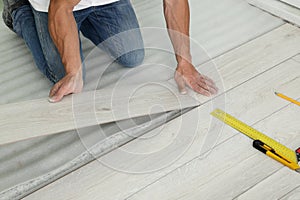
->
xmin=48 ymin=0 xmax=81 ymax=75
xmin=163 ymin=0 xmax=191 ymax=64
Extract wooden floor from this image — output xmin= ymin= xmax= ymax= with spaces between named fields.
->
xmin=248 ymin=0 xmax=300 ymax=26
xmin=1 ymin=0 xmax=288 ymax=198
xmin=22 ymin=23 xmax=300 ymax=200
xmin=0 ymin=81 xmax=200 ymax=145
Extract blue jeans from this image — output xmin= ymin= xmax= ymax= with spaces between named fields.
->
xmin=13 ymin=0 xmax=144 ymax=84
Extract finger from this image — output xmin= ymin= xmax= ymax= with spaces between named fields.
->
xmin=190 ymin=83 xmax=211 ymax=96
xmin=51 ymin=85 xmax=73 ymax=103
xmin=204 ymin=77 xmax=218 ymax=93
xmin=49 ymin=87 xmax=62 ymax=103
xmin=190 ymin=77 xmax=217 ymax=96
xmin=197 ymin=81 xmax=218 ymax=95
xmin=175 ymin=73 xmax=188 ymax=95
xmin=198 ymin=75 xmax=216 ymax=89
xmin=199 ymin=81 xmax=218 ymax=96
xmin=202 ymin=74 xmax=214 ymax=84
xmin=197 ymin=76 xmax=218 ymax=94
xmin=205 ymin=81 xmax=218 ymax=94
xmin=49 ymin=82 xmax=60 ymax=98
xmin=49 ymin=84 xmax=71 ymax=103
xmin=49 ymin=83 xmax=62 ymax=103
xmin=202 ymin=84 xmax=218 ymax=95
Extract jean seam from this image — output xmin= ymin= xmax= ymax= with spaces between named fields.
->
xmin=12 ymin=10 xmax=23 ymax=37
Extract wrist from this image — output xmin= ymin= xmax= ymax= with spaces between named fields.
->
xmin=177 ymin=55 xmax=192 ymax=66
xmin=65 ymin=62 xmax=82 ymax=75
xmin=66 ymin=71 xmax=82 ymax=77
xmin=177 ymin=58 xmax=193 ymax=69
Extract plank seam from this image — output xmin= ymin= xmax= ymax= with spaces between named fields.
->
xmin=5 ymin=23 xmax=293 ymax=199
xmin=278 ymin=184 xmax=300 ymax=199
xmin=232 ymin=167 xmax=283 ymax=199
xmin=0 ymin=107 xmax=198 ymax=200
xmin=127 ymin=99 xmax=299 ymax=200
xmin=191 ymin=23 xmax=286 ymax=68
xmin=292 ymin=53 xmax=300 ymax=63
xmin=124 ymin=55 xmax=299 ymax=199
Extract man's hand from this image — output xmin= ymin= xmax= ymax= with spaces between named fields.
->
xmin=48 ymin=71 xmax=83 ymax=103
xmin=175 ymin=60 xmax=218 ymax=96
xmin=48 ymin=0 xmax=82 ymax=103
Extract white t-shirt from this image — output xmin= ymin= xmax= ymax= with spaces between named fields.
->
xmin=29 ymin=0 xmax=120 ymax=12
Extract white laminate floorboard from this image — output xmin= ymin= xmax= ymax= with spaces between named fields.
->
xmin=236 ymin=167 xmax=300 ymax=200
xmin=0 ymin=0 xmax=285 ymax=196
xmin=248 ymin=0 xmax=300 ymax=26
xmin=1 ymin=22 xmax=298 ymax=146
xmin=23 ymin=28 xmax=300 ymax=200
xmin=280 ymin=0 xmax=300 ymax=8
xmin=127 ymin=60 xmax=300 ymax=200
xmin=0 ymin=0 xmax=286 ymax=197
xmin=0 ymin=82 xmax=199 ymax=146
xmin=292 ymin=53 xmax=300 ymax=63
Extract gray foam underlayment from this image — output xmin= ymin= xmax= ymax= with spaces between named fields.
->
xmin=0 ymin=0 xmax=283 ymax=199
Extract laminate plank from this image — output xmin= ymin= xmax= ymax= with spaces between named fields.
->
xmin=170 ymin=23 xmax=300 ymax=105
xmin=127 ymin=62 xmax=300 ymax=200
xmin=293 ymin=54 xmax=300 ymax=62
xmin=195 ymin=24 xmax=300 ymax=91
xmin=23 ymin=48 xmax=300 ymax=199
xmin=279 ymin=185 xmax=300 ymax=200
xmin=2 ymin=23 xmax=298 ymax=146
xmin=0 ymin=0 xmax=285 ymax=196
xmin=236 ymin=168 xmax=300 ymax=199
xmin=248 ymin=0 xmax=300 ymax=26
xmin=0 ymin=82 xmax=199 ymax=146
xmin=280 ymin=0 xmax=300 ymax=8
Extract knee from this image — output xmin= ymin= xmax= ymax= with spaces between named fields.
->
xmin=43 ymin=49 xmax=66 ymax=82
xmin=116 ymin=49 xmax=145 ymax=67
xmin=12 ymin=5 xmax=34 ymax=37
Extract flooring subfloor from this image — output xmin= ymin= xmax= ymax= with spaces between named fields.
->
xmin=1 ymin=0 xmax=299 ymax=200
xmin=23 ymin=24 xmax=300 ymax=200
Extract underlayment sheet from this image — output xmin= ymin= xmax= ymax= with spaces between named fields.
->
xmin=0 ymin=0 xmax=283 ymax=198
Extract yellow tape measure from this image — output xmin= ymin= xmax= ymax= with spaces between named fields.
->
xmin=211 ymin=109 xmax=300 ymax=171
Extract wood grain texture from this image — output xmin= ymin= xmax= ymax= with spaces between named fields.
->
xmin=248 ymin=0 xmax=300 ymax=26
xmin=195 ymin=24 xmax=300 ymax=90
xmin=293 ymin=53 xmax=300 ymax=62
xmin=0 ymin=82 xmax=199 ymax=145
xmin=2 ymin=23 xmax=298 ymax=146
xmin=169 ymin=23 xmax=300 ymax=104
xmin=236 ymin=167 xmax=300 ymax=199
xmin=127 ymin=59 xmax=300 ymax=200
xmin=0 ymin=0 xmax=285 ymax=197
xmin=280 ymin=0 xmax=300 ymax=8
xmin=24 ymin=25 xmax=300 ymax=200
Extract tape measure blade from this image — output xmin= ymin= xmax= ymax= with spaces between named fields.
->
xmin=211 ymin=109 xmax=298 ymax=164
